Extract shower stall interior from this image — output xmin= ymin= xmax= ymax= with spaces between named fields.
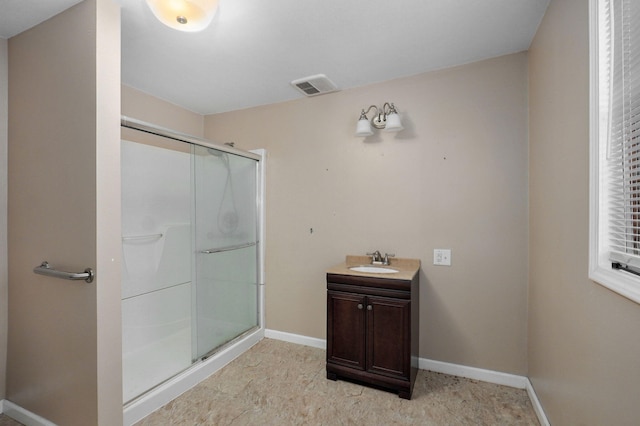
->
xmin=120 ymin=120 xmax=264 ymax=415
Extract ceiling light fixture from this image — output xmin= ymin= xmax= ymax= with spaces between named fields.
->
xmin=355 ymin=102 xmax=404 ymax=137
xmin=146 ymin=0 xmax=219 ymax=32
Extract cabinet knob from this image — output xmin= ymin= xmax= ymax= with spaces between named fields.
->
xmin=357 ymin=304 xmax=363 ymax=310
xmin=367 ymin=305 xmax=372 ymax=311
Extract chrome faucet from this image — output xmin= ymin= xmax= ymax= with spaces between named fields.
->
xmin=367 ymin=250 xmax=383 ymax=265
xmin=367 ymin=251 xmax=396 ymax=265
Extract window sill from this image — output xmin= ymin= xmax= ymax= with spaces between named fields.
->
xmin=589 ymin=266 xmax=640 ymax=305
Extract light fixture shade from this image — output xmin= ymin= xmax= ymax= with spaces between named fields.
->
xmin=383 ymin=112 xmax=404 ymax=132
xmin=146 ymin=0 xmax=219 ymax=32
xmin=356 ymin=118 xmax=374 ymax=137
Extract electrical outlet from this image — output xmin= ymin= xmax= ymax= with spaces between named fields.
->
xmin=433 ymin=249 xmax=451 ymax=266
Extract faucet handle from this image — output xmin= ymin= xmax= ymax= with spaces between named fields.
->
xmin=383 ymin=253 xmax=395 ymax=265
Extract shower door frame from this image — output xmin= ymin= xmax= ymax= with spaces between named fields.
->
xmin=120 ymin=117 xmax=266 ymax=426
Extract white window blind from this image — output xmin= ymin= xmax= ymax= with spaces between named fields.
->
xmin=604 ymin=0 xmax=640 ymax=274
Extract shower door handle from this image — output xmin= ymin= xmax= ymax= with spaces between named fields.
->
xmin=200 ymin=241 xmax=257 ymax=254
xmin=33 ymin=261 xmax=95 ymax=283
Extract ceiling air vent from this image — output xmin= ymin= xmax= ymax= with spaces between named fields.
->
xmin=291 ymin=74 xmax=338 ymax=97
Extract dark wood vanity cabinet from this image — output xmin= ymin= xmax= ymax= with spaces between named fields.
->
xmin=326 ymin=272 xmax=419 ymax=399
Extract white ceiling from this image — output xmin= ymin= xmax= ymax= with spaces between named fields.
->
xmin=1 ymin=0 xmax=549 ymax=115
xmin=0 ymin=0 xmax=84 ymax=39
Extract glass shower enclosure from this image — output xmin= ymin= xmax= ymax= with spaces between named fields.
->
xmin=120 ymin=123 xmax=262 ymax=405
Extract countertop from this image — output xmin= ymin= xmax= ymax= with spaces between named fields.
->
xmin=326 ymin=255 xmax=421 ymax=281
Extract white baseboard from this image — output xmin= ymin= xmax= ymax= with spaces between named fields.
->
xmin=0 ymin=399 xmax=56 ymax=426
xmin=418 ymin=357 xmax=528 ymax=389
xmin=264 ymin=328 xmax=326 ymax=349
xmin=266 ymin=330 xmax=550 ymax=426
xmin=526 ymin=379 xmax=550 ymax=426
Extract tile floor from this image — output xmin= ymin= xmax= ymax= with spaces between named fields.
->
xmin=135 ymin=338 xmax=539 ymax=425
xmin=0 ymin=415 xmax=20 ymax=426
xmin=0 ymin=338 xmax=539 ymax=425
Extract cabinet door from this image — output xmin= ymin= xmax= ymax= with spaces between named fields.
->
xmin=366 ymin=296 xmax=410 ymax=379
xmin=327 ymin=291 xmax=366 ymax=370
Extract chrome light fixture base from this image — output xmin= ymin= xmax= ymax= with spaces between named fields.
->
xmin=372 ymin=114 xmax=387 ymax=129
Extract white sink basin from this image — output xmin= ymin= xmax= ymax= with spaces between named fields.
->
xmin=349 ymin=266 xmax=399 ymax=274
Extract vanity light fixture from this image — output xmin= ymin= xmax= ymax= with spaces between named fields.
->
xmin=355 ymin=102 xmax=404 ymax=137
xmin=146 ymin=0 xmax=219 ymax=32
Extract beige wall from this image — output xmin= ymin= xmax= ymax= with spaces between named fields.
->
xmin=204 ymin=53 xmax=529 ymax=375
xmin=5 ymin=2 xmax=639 ymax=423
xmin=122 ymin=85 xmax=204 ymax=138
xmin=0 ymin=38 xmax=7 ymax=400
xmin=7 ymin=1 xmax=122 ymax=425
xmin=528 ymin=0 xmax=640 ymax=424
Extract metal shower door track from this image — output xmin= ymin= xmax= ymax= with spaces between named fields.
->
xmin=120 ymin=116 xmax=261 ymax=162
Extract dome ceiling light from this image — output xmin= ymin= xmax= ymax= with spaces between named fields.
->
xmin=146 ymin=0 xmax=219 ymax=32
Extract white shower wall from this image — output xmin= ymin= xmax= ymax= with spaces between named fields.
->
xmin=121 ymin=140 xmax=192 ymax=403
xmin=122 ymin=283 xmax=191 ymax=403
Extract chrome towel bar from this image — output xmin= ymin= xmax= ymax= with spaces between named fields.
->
xmin=200 ymin=241 xmax=257 ymax=254
xmin=33 ymin=261 xmax=95 ymax=283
